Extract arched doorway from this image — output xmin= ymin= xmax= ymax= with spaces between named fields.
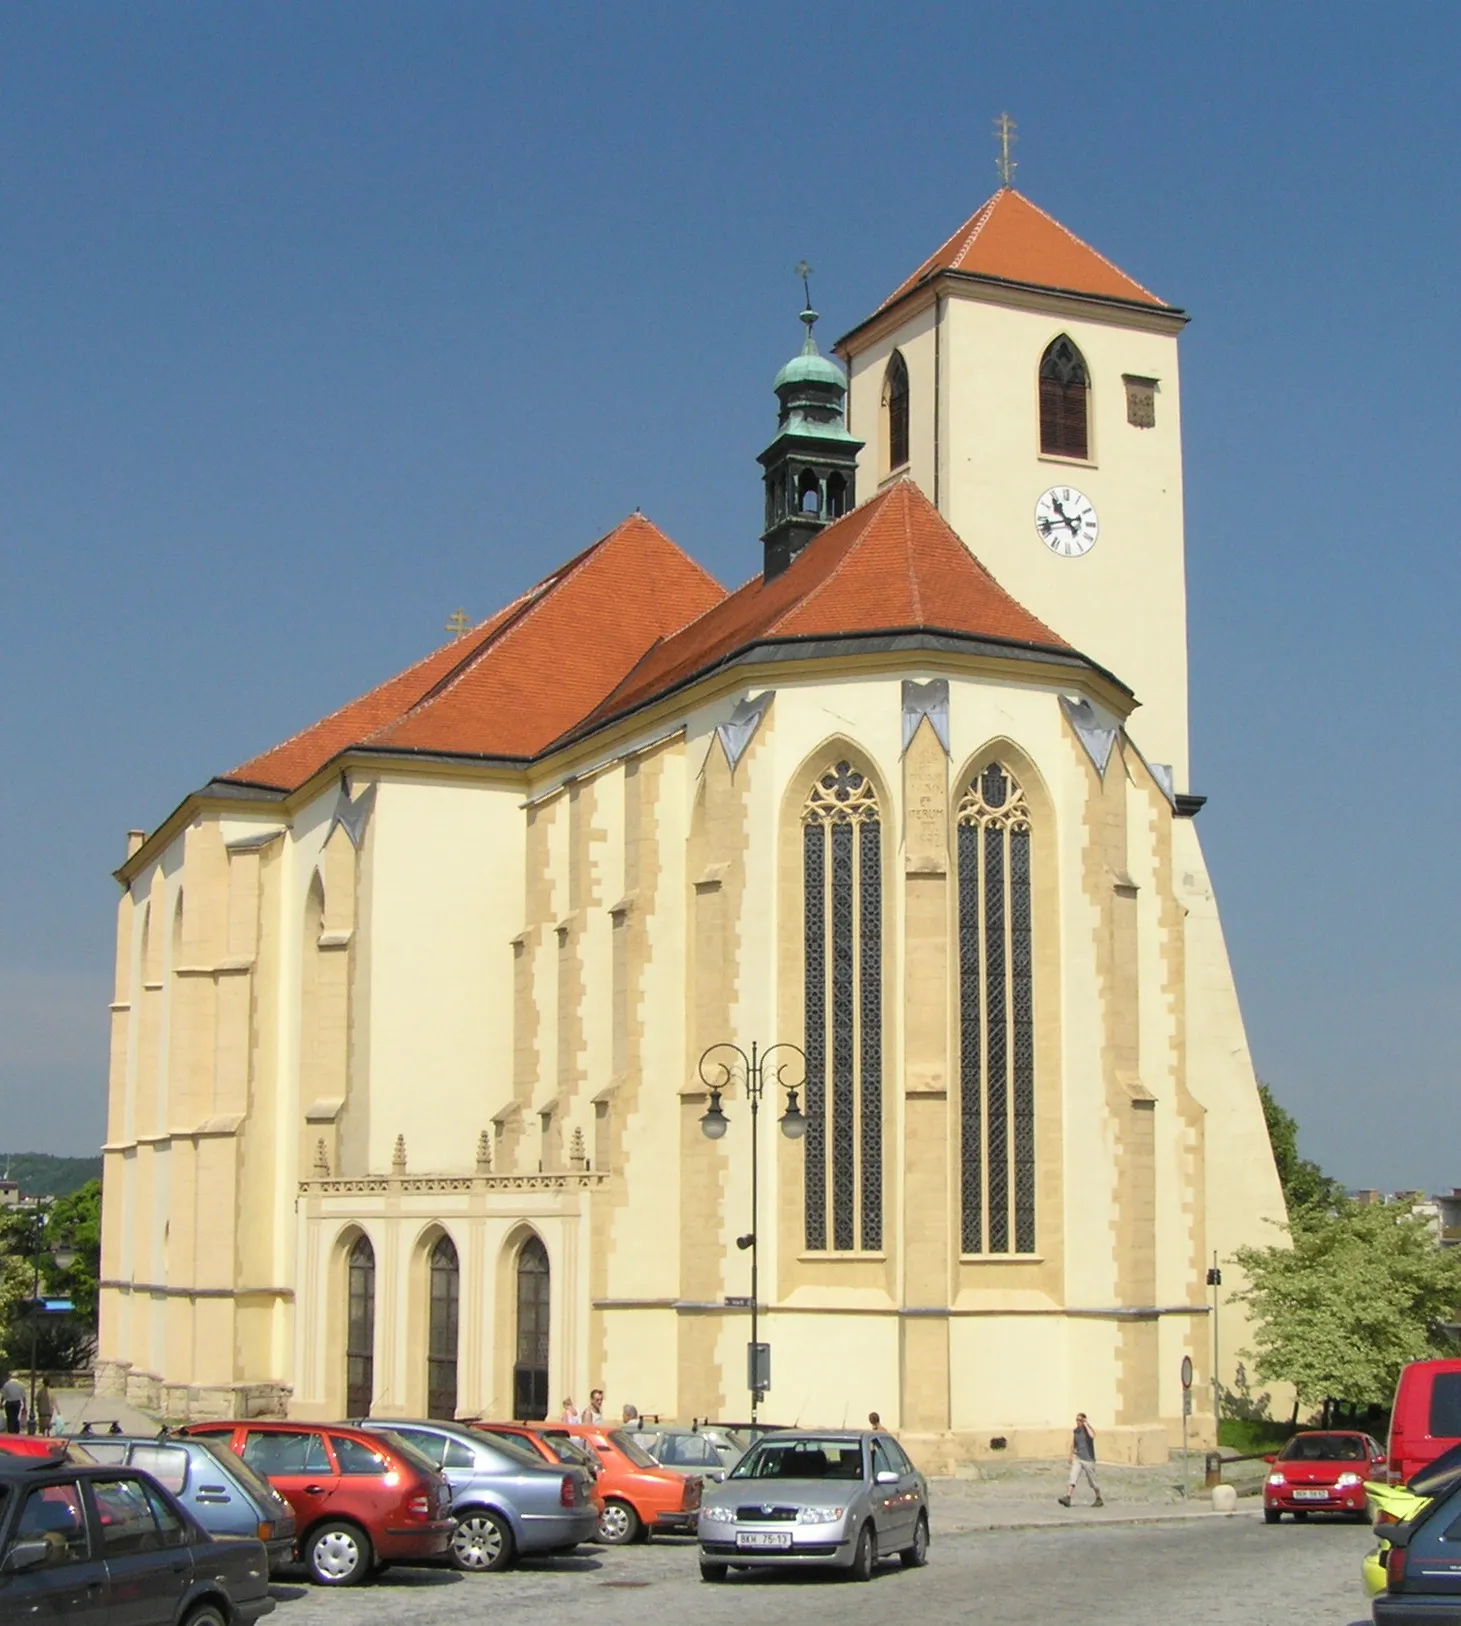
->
xmin=513 ymin=1236 xmax=549 ymax=1420
xmin=345 ymin=1234 xmax=375 ymax=1417
xmin=427 ymin=1234 xmax=459 ymax=1419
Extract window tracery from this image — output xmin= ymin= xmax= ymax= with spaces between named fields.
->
xmin=802 ymin=760 xmax=883 ymax=1251
xmin=1039 ymin=335 xmax=1089 ymax=460
xmin=956 ymin=763 xmax=1036 ymax=1255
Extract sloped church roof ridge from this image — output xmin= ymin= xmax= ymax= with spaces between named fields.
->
xmin=855 ymin=186 xmax=1173 ymax=330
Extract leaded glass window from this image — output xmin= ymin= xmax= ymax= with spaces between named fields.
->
xmin=957 ymin=763 xmax=1036 ymax=1255
xmin=803 ymin=760 xmax=883 ymax=1251
xmin=427 ymin=1234 xmax=459 ymax=1419
xmin=345 ymin=1234 xmax=375 ymax=1417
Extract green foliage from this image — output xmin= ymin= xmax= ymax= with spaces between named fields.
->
xmin=1218 ymin=1416 xmax=1296 ymax=1454
xmin=0 ymin=1180 xmax=101 ymax=1376
xmin=0 ymin=1155 xmax=103 ymax=1199
xmin=1257 ymin=1082 xmax=1343 ymax=1214
xmin=1234 ymin=1198 xmax=1461 ymax=1409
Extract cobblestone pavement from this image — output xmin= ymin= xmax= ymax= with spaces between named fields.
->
xmin=266 ymin=1509 xmax=1377 ymax=1626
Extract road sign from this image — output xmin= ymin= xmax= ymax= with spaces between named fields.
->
xmin=1180 ymin=1355 xmax=1194 ymax=1390
xmin=724 ymin=1295 xmax=753 ymax=1308
xmin=1182 ymin=1389 xmax=1193 ymax=1416
xmin=748 ymin=1342 xmax=771 ymax=1392
xmin=18 ymin=1298 xmax=73 ymax=1315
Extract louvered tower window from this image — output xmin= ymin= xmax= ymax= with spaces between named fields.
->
xmin=957 ymin=763 xmax=1037 ymax=1255
xmin=1039 ymin=336 xmax=1089 ymax=460
xmin=802 ymin=760 xmax=883 ymax=1251
xmin=883 ymin=351 xmax=910 ymax=472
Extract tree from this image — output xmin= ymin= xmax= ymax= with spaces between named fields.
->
xmin=1258 ymin=1081 xmax=1343 ymax=1214
xmin=0 ymin=1180 xmax=101 ymax=1376
xmin=1233 ymin=1197 xmax=1461 ymax=1410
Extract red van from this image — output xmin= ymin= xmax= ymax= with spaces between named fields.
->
xmin=183 ymin=1419 xmax=453 ymax=1585
xmin=1387 ymin=1359 xmax=1461 ymax=1483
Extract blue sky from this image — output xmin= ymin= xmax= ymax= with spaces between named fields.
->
xmin=2 ymin=3 xmax=1457 ymax=1189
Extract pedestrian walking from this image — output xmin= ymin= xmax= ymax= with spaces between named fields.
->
xmin=35 ymin=1380 xmax=54 ymax=1437
xmin=559 ymin=1397 xmax=580 ymax=1422
xmin=1058 ymin=1412 xmax=1103 ymax=1507
xmin=0 ymin=1372 xmax=27 ymax=1434
xmin=583 ymin=1388 xmax=605 ymax=1424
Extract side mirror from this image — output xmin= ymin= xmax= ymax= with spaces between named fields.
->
xmin=1263 ymin=1455 xmax=1275 ymax=1465
xmin=1 ymin=1541 xmax=51 ymax=1575
xmin=875 ymin=1469 xmax=899 ymax=1484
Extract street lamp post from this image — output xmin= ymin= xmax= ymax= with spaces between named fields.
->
xmin=697 ymin=1041 xmax=806 ymax=1427
xmin=24 ymin=1205 xmax=76 ymax=1434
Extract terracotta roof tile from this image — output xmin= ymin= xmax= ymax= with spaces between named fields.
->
xmin=874 ymin=187 xmax=1169 ymax=315
xmin=222 ymin=515 xmax=725 ymax=791
xmin=560 ymin=480 xmax=1075 ymax=741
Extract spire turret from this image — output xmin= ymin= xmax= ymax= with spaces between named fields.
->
xmin=757 ymin=281 xmax=863 ymax=580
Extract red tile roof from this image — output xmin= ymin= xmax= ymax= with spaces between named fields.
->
xmin=562 ymin=479 xmax=1075 ymax=741
xmin=873 ymin=187 xmax=1169 ymax=316
xmin=222 ymin=515 xmax=726 ymax=790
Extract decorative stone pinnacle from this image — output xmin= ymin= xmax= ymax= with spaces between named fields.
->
xmin=569 ymin=1127 xmax=588 ymax=1169
xmin=476 ymin=1130 xmax=492 ymax=1173
xmin=313 ymin=1138 xmax=330 ymax=1177
xmin=391 ymin=1134 xmax=407 ymax=1175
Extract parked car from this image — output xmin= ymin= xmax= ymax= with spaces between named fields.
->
xmin=0 ymin=1436 xmax=89 ymax=1461
xmin=697 ymin=1428 xmax=929 ymax=1582
xmin=1263 ymin=1430 xmax=1386 ymax=1523
xmin=73 ymin=1434 xmax=297 ymax=1571
xmin=1388 ymin=1360 xmax=1461 ymax=1484
xmin=633 ymin=1424 xmax=746 ymax=1481
xmin=526 ymin=1421 xmax=702 ymax=1544
xmin=352 ymin=1418 xmax=599 ymax=1571
xmin=1371 ymin=1449 xmax=1461 ymax=1622
xmin=1363 ymin=1442 xmax=1461 ymax=1602
xmin=467 ymin=1421 xmax=602 ymax=1480
xmin=180 ymin=1419 xmax=452 ymax=1587
xmin=0 ymin=1449 xmax=274 ymax=1625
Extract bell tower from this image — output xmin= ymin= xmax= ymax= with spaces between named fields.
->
xmin=757 ymin=302 xmax=863 ymax=580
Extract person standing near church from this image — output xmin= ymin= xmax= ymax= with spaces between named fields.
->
xmin=559 ymin=1397 xmax=580 ymax=1423
xmin=1058 ymin=1413 xmax=1103 ymax=1507
xmin=1 ymin=1372 xmax=27 ymax=1434
xmin=583 ymin=1388 xmax=605 ymax=1424
xmin=35 ymin=1381 xmax=54 ymax=1437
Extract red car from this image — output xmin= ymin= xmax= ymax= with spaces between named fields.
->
xmin=527 ymin=1421 xmax=701 ymax=1544
xmin=1263 ymin=1430 xmax=1386 ymax=1522
xmin=182 ymin=1419 xmax=453 ymax=1585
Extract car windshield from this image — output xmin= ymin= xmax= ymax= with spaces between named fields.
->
xmin=608 ymin=1430 xmax=657 ymax=1469
xmin=369 ymin=1431 xmax=442 ymax=1477
xmin=197 ymin=1438 xmax=278 ymax=1502
xmin=730 ymin=1438 xmax=865 ymax=1480
xmin=475 ymin=1432 xmax=544 ymax=1470
xmin=1279 ymin=1434 xmax=1367 ymax=1462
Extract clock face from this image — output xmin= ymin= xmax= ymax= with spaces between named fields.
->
xmin=1035 ymin=486 xmax=1099 ymax=557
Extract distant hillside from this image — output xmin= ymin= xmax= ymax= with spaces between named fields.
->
xmin=0 ymin=1154 xmax=102 ymax=1198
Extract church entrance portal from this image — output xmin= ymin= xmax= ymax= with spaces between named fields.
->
xmin=513 ymin=1236 xmax=549 ymax=1420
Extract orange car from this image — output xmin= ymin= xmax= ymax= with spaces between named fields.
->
xmin=526 ymin=1421 xmax=701 ymax=1544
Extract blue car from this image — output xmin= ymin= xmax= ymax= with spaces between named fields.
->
xmin=70 ymin=1434 xmax=297 ymax=1572
xmin=355 ymin=1419 xmax=600 ymax=1572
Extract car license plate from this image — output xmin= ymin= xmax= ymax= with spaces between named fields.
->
xmin=736 ymin=1531 xmax=792 ymax=1550
xmin=1292 ymin=1489 xmax=1329 ymax=1500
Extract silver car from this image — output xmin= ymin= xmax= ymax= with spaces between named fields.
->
xmin=697 ymin=1429 xmax=929 ymax=1582
xmin=634 ymin=1425 xmax=747 ymax=1481
xmin=356 ymin=1419 xmax=599 ymax=1572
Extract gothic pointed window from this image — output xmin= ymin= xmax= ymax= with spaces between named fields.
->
xmin=345 ymin=1234 xmax=375 ymax=1417
xmin=802 ymin=760 xmax=883 ymax=1251
xmin=513 ymin=1236 xmax=550 ymax=1421
xmin=1039 ymin=336 xmax=1089 ymax=460
xmin=883 ymin=351 xmax=910 ymax=472
xmin=956 ymin=763 xmax=1036 ymax=1255
xmin=426 ymin=1235 xmax=459 ymax=1419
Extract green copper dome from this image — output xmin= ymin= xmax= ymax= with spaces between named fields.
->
xmin=773 ymin=309 xmax=846 ymax=393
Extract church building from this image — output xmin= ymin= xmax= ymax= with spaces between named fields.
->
xmin=98 ymin=186 xmax=1286 ymax=1465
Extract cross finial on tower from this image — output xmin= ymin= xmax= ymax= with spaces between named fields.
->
xmin=444 ymin=607 xmax=470 ymax=636
xmin=994 ymin=111 xmax=1018 ymax=187
xmin=794 ymin=259 xmax=814 ymax=311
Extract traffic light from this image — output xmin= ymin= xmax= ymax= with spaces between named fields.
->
xmin=1205 ymin=1267 xmax=1222 ymax=1287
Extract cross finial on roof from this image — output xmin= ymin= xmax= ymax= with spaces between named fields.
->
xmin=794 ymin=259 xmax=814 ymax=310
xmin=444 ymin=607 xmax=470 ymax=637
xmin=994 ymin=111 xmax=1017 ymax=187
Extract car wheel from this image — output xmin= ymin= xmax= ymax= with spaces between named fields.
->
xmin=901 ymin=1512 xmax=929 ymax=1568
xmin=1263 ymin=1508 xmax=1281 ymax=1524
xmin=450 ymin=1509 xmax=515 ymax=1573
xmin=598 ymin=1498 xmax=642 ymax=1545
xmin=847 ymin=1522 xmax=876 ymax=1582
xmin=183 ymin=1605 xmax=228 ymax=1626
xmin=305 ymin=1520 xmax=373 ymax=1587
xmin=700 ymin=1560 xmax=728 ymax=1583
